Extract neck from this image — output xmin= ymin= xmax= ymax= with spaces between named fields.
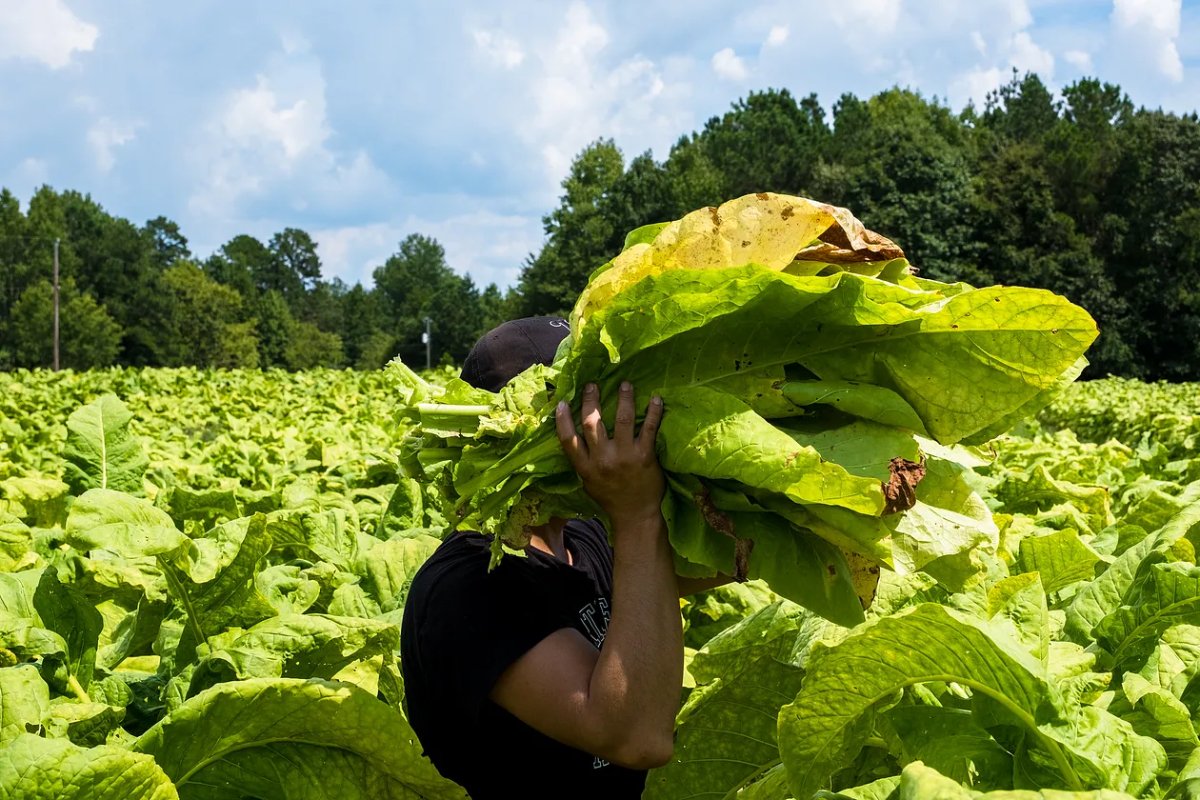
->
xmin=527 ymin=517 xmax=571 ymax=564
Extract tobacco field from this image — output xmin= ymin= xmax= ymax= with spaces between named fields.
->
xmin=0 ymin=368 xmax=1196 ymax=799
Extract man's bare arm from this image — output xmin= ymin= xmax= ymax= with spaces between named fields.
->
xmin=489 ymin=382 xmax=682 ymax=769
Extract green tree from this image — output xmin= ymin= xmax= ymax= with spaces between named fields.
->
xmin=214 ymin=321 xmax=260 ymax=369
xmin=255 ymin=290 xmax=294 ymax=368
xmin=663 ymin=136 xmax=725 ymax=214
xmin=814 ymin=89 xmax=976 ymax=282
xmin=980 ymin=70 xmax=1060 ymax=143
xmin=269 ymin=227 xmax=322 ymax=294
xmin=284 ymin=321 xmax=343 ymax=369
xmin=1046 ymin=78 xmax=1133 ymax=231
xmin=354 ymin=330 xmax=396 ymax=370
xmin=596 ymin=152 xmax=678 ymax=257
xmin=207 ymin=235 xmax=271 ymax=300
xmin=373 ymin=233 xmax=482 ymax=364
xmin=476 ymin=283 xmax=510 ymax=335
xmin=1103 ymin=110 xmax=1200 ymax=380
xmin=149 ymin=263 xmax=258 ymax=367
xmin=0 ymin=188 xmax=30 ymax=331
xmin=695 ymin=88 xmax=831 ymax=198
xmin=9 ymin=278 xmax=122 ymax=369
xmin=143 ymin=216 xmax=191 ymax=270
xmin=515 ymin=140 xmax=625 ymax=315
xmin=969 ymin=140 xmax=1133 ymax=375
xmin=339 ymin=283 xmax=389 ymax=367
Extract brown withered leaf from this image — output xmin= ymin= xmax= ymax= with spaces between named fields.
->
xmin=882 ymin=457 xmax=926 ymax=515
xmin=696 ymin=489 xmax=753 ymax=582
xmin=794 ymin=202 xmax=907 ymax=265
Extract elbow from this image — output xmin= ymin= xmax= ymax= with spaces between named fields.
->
xmin=608 ymin=732 xmax=675 ymax=770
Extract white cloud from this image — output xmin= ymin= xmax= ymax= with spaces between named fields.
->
xmin=412 ymin=210 xmax=544 ymax=289
xmin=510 ymin=2 xmax=692 ymax=200
xmin=311 ymin=222 xmax=400 ymax=286
xmin=188 ymin=43 xmax=392 ymax=222
xmin=712 ymin=47 xmax=748 ymax=81
xmin=86 ymin=117 xmax=140 ymax=172
xmin=473 ymin=29 xmax=525 ymax=69
xmin=7 ymin=157 xmax=49 ymax=195
xmin=1063 ymin=49 xmax=1094 ymax=72
xmin=950 ymin=67 xmax=1008 ymax=108
xmin=1009 ymin=31 xmax=1055 ymax=76
xmin=971 ymin=31 xmax=988 ymax=57
xmin=312 ymin=210 xmax=543 ymax=289
xmin=221 ymin=75 xmax=328 ymax=161
xmin=1111 ymin=0 xmax=1183 ymax=81
xmin=765 ymin=25 xmax=789 ymax=47
xmin=0 ymin=0 xmax=97 ymax=69
xmin=829 ymin=0 xmax=903 ymax=36
xmin=947 ymin=17 xmax=1056 ymax=108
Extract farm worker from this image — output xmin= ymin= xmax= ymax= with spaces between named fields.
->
xmin=401 ymin=316 xmax=693 ymax=799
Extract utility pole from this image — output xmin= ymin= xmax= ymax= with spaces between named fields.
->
xmin=423 ymin=316 xmax=432 ymax=370
xmin=52 ymin=238 xmax=60 ymax=371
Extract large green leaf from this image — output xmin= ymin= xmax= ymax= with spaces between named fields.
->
xmin=133 ymin=678 xmax=464 ymax=799
xmin=645 ymin=657 xmax=802 ymax=800
xmin=62 ymin=395 xmax=148 ymax=496
xmin=161 ymin=514 xmax=274 ymax=664
xmin=1019 ymin=529 xmax=1102 ymax=595
xmin=894 ymin=761 xmax=1137 ymax=799
xmin=357 ymin=535 xmax=441 ymax=612
xmin=994 ymin=466 xmax=1113 ymax=536
xmin=0 ymin=733 xmax=179 ymax=800
xmin=882 ymin=706 xmax=1014 ymax=790
xmin=266 ymin=508 xmax=360 ymax=573
xmin=658 ymin=386 xmax=885 ymax=517
xmin=1139 ymin=624 xmax=1200 ymax=701
xmin=0 ymin=478 xmax=69 ymax=528
xmin=1065 ymin=501 xmax=1200 ymax=643
xmin=780 ymin=380 xmax=928 ymax=433
xmin=1094 ymin=562 xmax=1200 ymax=671
xmin=572 ymin=265 xmax=1094 ymax=445
xmin=645 ymin=601 xmax=821 ymax=799
xmin=32 ymin=569 xmax=103 ymax=690
xmin=65 ymin=489 xmax=189 ymax=560
xmin=0 ymin=665 xmax=49 ymax=744
xmin=1165 ymin=746 xmax=1200 ymax=800
xmin=189 ymin=614 xmax=399 ymax=696
xmin=1117 ymin=672 xmax=1199 ymax=764
xmin=777 ymin=604 xmax=1161 ymax=798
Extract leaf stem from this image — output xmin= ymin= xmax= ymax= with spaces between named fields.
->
xmin=901 ymin=674 xmax=1083 ymax=791
xmin=67 ymin=674 xmax=91 ymax=703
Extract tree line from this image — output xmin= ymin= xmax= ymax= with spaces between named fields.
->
xmin=2 ymin=71 xmax=1198 ymax=379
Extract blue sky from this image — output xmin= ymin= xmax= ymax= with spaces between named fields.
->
xmin=1 ymin=1 xmax=1197 ymax=291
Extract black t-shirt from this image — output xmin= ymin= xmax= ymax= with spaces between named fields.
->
xmin=400 ymin=519 xmax=648 ymax=799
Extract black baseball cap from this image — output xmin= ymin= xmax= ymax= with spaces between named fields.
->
xmin=460 ymin=316 xmax=570 ymax=392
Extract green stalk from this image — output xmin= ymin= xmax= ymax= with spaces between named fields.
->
xmin=67 ymin=675 xmax=90 ymax=703
xmin=416 ymin=403 xmax=492 ymax=416
xmin=891 ymin=674 xmax=1083 ymax=791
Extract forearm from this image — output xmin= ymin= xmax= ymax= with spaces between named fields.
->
xmin=587 ymin=512 xmax=682 ymax=766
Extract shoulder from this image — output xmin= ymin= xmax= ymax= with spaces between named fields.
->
xmin=564 ymin=517 xmax=613 ymax=569
xmin=410 ymin=529 xmax=490 ymax=582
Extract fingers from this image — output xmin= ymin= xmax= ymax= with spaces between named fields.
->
xmin=613 ymin=381 xmax=636 ymax=445
xmin=637 ymin=394 xmax=664 ymax=454
xmin=557 ymin=382 xmax=663 ymax=462
xmin=555 ymin=400 xmax=585 ymax=468
xmin=579 ymin=383 xmax=606 ymax=451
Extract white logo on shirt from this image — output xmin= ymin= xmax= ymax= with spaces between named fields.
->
xmin=578 ymin=597 xmax=610 ymax=649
